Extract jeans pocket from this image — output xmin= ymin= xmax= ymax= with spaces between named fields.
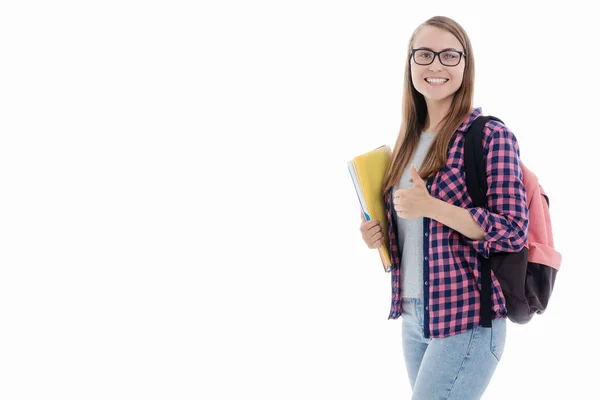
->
xmin=490 ymin=317 xmax=507 ymax=362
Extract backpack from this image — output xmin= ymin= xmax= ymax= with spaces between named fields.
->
xmin=464 ymin=115 xmax=562 ymax=328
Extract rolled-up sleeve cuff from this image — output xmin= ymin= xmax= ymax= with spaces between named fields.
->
xmin=463 ymin=207 xmax=491 ymax=259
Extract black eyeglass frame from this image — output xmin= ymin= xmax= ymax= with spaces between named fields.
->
xmin=410 ymin=48 xmax=466 ymax=66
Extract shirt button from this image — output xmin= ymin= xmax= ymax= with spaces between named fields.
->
xmin=427 ymin=185 xmax=431 ymax=189
xmin=425 ymin=306 xmax=429 ymax=311
xmin=424 ymin=233 xmax=428 ymax=237
xmin=424 ymin=281 xmax=428 ymax=286
xmin=424 ymin=256 xmax=428 ymax=260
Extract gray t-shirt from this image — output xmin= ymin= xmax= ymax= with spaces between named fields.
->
xmin=393 ymin=132 xmax=437 ymax=299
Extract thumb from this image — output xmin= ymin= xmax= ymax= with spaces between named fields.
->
xmin=410 ymin=163 xmax=425 ymax=185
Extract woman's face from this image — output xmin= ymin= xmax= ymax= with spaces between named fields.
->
xmin=410 ymin=26 xmax=466 ymax=104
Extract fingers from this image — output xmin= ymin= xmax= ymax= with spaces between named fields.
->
xmin=360 ymin=218 xmax=384 ymax=249
xmin=368 ymin=231 xmax=384 ymax=248
xmin=360 ymin=218 xmax=380 ymax=230
xmin=366 ymin=221 xmax=381 ymax=233
xmin=394 ymin=199 xmax=405 ymax=215
xmin=360 ymin=225 xmax=381 ymax=242
xmin=393 ymin=189 xmax=408 ymax=215
xmin=393 ymin=189 xmax=406 ymax=205
xmin=370 ymin=240 xmax=383 ymax=249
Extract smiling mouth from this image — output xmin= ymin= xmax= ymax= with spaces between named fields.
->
xmin=425 ymin=78 xmax=449 ymax=85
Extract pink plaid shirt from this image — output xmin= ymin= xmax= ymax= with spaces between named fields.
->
xmin=385 ymin=107 xmax=529 ymax=338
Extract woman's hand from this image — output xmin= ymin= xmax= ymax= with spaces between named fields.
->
xmin=359 ymin=212 xmax=384 ymax=249
xmin=393 ymin=164 xmax=434 ymax=220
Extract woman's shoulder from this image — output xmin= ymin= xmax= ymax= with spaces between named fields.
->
xmin=478 ymin=118 xmax=522 ymax=161
xmin=481 ymin=117 xmax=520 ymax=148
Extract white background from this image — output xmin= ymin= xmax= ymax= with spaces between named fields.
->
xmin=1 ymin=1 xmax=598 ymax=399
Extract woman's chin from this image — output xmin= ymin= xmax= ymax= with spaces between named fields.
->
xmin=423 ymin=92 xmax=452 ymax=103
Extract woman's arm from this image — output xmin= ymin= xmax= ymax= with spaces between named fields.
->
xmin=426 ymin=198 xmax=485 ymax=240
xmin=423 ymin=122 xmax=529 ymax=259
xmin=460 ymin=122 xmax=529 ymax=259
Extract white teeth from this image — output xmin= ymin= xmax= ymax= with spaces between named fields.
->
xmin=426 ymin=78 xmax=448 ymax=84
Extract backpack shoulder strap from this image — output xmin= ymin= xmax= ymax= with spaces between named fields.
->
xmin=464 ymin=115 xmax=504 ymax=207
xmin=463 ymin=114 xmax=503 ymax=328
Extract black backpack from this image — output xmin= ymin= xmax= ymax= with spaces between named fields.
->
xmin=464 ymin=116 xmax=562 ymax=328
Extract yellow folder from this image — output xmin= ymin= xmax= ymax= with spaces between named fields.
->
xmin=348 ymin=145 xmax=392 ymax=272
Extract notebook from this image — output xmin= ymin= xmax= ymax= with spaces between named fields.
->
xmin=348 ymin=145 xmax=392 ymax=272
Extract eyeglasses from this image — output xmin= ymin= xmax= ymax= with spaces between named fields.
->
xmin=410 ymin=48 xmax=465 ymax=67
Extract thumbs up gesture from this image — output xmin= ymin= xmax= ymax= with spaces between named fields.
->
xmin=393 ymin=163 xmax=433 ymax=220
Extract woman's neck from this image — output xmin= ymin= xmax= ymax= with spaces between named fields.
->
xmin=423 ymin=98 xmax=452 ymax=132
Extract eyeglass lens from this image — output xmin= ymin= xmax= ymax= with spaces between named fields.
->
xmin=413 ymin=50 xmax=461 ymax=66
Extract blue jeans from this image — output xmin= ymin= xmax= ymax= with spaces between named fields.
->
xmin=401 ymin=298 xmax=507 ymax=400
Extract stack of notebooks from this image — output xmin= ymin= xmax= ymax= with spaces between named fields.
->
xmin=348 ymin=145 xmax=392 ymax=272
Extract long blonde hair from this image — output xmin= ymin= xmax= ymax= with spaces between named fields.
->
xmin=382 ymin=16 xmax=475 ymax=193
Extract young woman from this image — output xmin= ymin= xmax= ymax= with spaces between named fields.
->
xmin=359 ymin=16 xmax=529 ymax=399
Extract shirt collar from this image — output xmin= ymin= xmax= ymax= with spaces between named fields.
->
xmin=456 ymin=107 xmax=483 ymax=133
